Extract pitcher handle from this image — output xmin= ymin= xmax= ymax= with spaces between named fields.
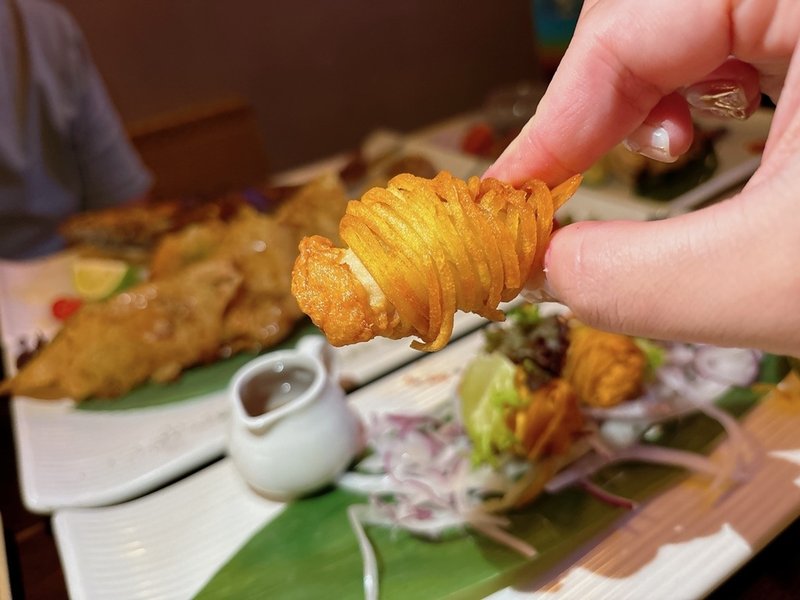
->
xmin=297 ymin=335 xmax=340 ymax=386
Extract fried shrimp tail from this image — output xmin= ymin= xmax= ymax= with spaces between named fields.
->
xmin=291 ymin=171 xmax=581 ymax=351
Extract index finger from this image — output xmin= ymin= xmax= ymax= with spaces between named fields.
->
xmin=485 ymin=0 xmax=732 ymax=186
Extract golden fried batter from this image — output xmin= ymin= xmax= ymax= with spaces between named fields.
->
xmin=2 ymin=260 xmax=242 ymax=400
xmin=151 ymin=206 xmax=301 ymax=353
xmin=59 ymin=195 xmax=246 ymax=251
xmin=3 ymin=175 xmax=352 ymax=401
xmin=563 ymin=325 xmax=647 ymax=407
xmin=293 ymin=237 xmax=410 ymax=346
xmin=510 ymin=376 xmax=584 ymax=461
xmin=150 ymin=174 xmax=350 ymax=353
xmin=275 ymin=172 xmax=351 ymax=245
xmin=292 ymin=171 xmax=581 ymax=351
xmin=214 ymin=207 xmax=302 ymax=353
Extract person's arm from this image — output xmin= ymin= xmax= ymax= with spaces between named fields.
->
xmin=485 ymin=0 xmax=800 ymax=356
xmin=66 ymin=20 xmax=152 ymax=209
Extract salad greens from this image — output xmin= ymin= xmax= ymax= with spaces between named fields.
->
xmin=483 ymin=304 xmax=568 ymax=391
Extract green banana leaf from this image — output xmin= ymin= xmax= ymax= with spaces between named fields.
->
xmin=78 ymin=321 xmax=320 ymax=412
xmin=196 ymin=355 xmax=788 ymax=599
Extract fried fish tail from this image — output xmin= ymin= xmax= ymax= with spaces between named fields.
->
xmin=291 ymin=171 xmax=581 ymax=351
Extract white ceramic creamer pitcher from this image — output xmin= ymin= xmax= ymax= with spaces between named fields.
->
xmin=228 ymin=335 xmax=362 ymax=500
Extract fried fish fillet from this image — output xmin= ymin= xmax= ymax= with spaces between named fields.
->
xmin=59 ymin=173 xmax=348 ymax=255
xmin=58 ymin=194 xmax=247 ymax=251
xmin=292 ymin=171 xmax=581 ymax=352
xmin=1 ymin=174 xmax=352 ymax=401
xmin=274 ymin=172 xmax=352 ymax=245
xmin=1 ymin=260 xmax=242 ymax=400
xmin=150 ymin=174 xmax=350 ymax=353
xmin=150 ymin=206 xmax=302 ymax=353
xmin=214 ymin=207 xmax=303 ymax=353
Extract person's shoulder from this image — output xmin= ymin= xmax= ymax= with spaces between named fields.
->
xmin=17 ymin=0 xmax=83 ymax=46
xmin=16 ymin=0 xmax=90 ymax=89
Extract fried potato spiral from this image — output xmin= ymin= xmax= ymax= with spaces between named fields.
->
xmin=291 ymin=171 xmax=581 ymax=351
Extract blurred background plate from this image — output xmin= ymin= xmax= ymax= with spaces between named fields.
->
xmin=415 ymin=108 xmax=773 ymax=222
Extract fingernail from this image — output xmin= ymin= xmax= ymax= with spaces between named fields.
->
xmin=521 ymin=254 xmax=560 ymax=303
xmin=623 ymin=124 xmax=678 ymax=163
xmin=521 ymin=282 xmax=559 ymax=303
xmin=684 ymin=80 xmax=750 ymax=120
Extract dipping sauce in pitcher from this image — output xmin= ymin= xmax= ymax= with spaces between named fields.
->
xmin=240 ymin=363 xmax=315 ymax=417
xmin=228 ymin=336 xmax=363 ymax=500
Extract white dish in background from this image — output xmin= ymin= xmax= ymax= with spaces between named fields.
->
xmin=414 ymin=109 xmax=773 ymax=222
xmin=52 ymin=329 xmax=800 ymax=600
xmin=0 ymin=253 xmax=499 ymax=513
xmin=270 ymin=128 xmax=487 ymax=199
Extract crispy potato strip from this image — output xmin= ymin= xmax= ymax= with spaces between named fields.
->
xmin=291 ymin=171 xmax=581 ymax=351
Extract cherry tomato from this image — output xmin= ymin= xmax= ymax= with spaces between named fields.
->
xmin=51 ymin=297 xmax=83 ymax=321
xmin=461 ymin=123 xmax=496 ymax=157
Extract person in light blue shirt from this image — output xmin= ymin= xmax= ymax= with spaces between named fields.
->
xmin=0 ymin=0 xmax=151 ymax=259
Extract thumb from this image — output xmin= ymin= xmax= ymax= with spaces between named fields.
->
xmin=533 ymin=183 xmax=800 ymax=355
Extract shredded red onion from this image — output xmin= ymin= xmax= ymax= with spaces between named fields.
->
xmin=587 ymin=342 xmax=762 ymax=424
xmin=579 ymin=479 xmax=637 ymax=510
xmin=583 ymin=340 xmax=762 ymax=492
xmin=467 ymin=519 xmax=537 ymax=558
xmin=654 ymin=343 xmax=762 ymax=490
xmin=694 ymin=346 xmax=762 ymax=387
xmin=686 ymin=394 xmax=764 ymax=494
xmin=341 ymin=413 xmax=539 ymax=555
xmin=545 ymin=443 xmax=721 ymax=494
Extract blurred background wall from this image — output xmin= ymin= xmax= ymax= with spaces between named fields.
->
xmin=55 ymin=0 xmax=539 ymax=172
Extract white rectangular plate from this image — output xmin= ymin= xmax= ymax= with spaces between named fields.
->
xmin=52 ymin=329 xmax=800 ymax=600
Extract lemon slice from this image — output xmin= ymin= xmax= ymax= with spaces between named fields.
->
xmin=72 ymin=258 xmax=136 ymax=301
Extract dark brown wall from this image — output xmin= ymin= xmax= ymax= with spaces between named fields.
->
xmin=57 ymin=0 xmax=538 ymax=171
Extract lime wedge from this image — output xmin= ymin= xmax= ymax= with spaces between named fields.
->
xmin=459 ymin=353 xmax=517 ymax=418
xmin=72 ymin=258 xmax=136 ymax=301
xmin=458 ymin=352 xmax=520 ymax=463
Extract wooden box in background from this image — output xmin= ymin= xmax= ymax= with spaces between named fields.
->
xmin=128 ymin=97 xmax=269 ymax=200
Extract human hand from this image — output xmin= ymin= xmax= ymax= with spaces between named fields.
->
xmin=485 ymin=0 xmax=800 ymax=356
